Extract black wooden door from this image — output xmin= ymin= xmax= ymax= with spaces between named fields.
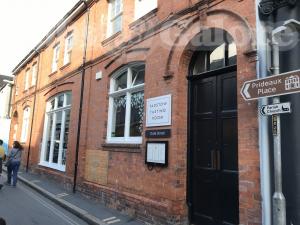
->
xmin=189 ymin=70 xmax=239 ymax=225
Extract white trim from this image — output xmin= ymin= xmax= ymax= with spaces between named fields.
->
xmin=21 ymin=107 xmax=30 ymax=143
xmin=52 ymin=44 xmax=60 ymax=73
xmin=106 ymin=64 xmax=145 ymax=144
xmin=31 ymin=63 xmax=38 ymax=86
xmin=107 ymin=0 xmax=123 ymax=37
xmin=40 ymin=92 xmax=71 ymax=172
xmin=25 ymin=69 xmax=30 ymax=90
xmin=63 ymin=33 xmax=73 ymax=65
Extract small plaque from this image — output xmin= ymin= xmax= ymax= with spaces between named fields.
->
xmin=145 ymin=141 xmax=168 ymax=166
xmin=272 ymin=115 xmax=278 ymax=136
xmin=145 ymin=129 xmax=171 ymax=138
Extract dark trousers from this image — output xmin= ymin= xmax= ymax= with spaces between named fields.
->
xmin=7 ymin=161 xmax=20 ymax=186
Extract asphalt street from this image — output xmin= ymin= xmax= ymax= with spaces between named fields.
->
xmin=0 ymin=176 xmax=88 ymax=225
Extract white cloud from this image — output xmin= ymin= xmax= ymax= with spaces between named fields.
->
xmin=0 ymin=0 xmax=78 ymax=75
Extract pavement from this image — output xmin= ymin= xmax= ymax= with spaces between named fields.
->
xmin=1 ymin=169 xmax=145 ymax=225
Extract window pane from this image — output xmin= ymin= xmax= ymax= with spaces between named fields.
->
xmin=132 ymin=65 xmax=145 ymax=86
xmin=228 ymin=42 xmax=237 ymax=66
xmin=111 ymin=95 xmax=126 ymax=137
xmin=193 ymin=52 xmax=208 ymax=74
xmin=62 ymin=109 xmax=70 ymax=165
xmin=114 ymin=71 xmax=127 ymax=91
xmin=50 ymin=99 xmax=55 ymax=110
xmin=52 ymin=111 xmax=62 ymax=163
xmin=66 ymin=92 xmax=72 ymax=106
xmin=210 ymin=43 xmax=225 ymax=70
xmin=45 ymin=114 xmax=54 ymax=162
xmin=113 ymin=15 xmax=122 ymax=34
xmin=130 ymin=91 xmax=144 ymax=136
xmin=57 ymin=95 xmax=64 ymax=108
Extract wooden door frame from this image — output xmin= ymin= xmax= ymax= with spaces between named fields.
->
xmin=187 ymin=64 xmax=237 ymax=223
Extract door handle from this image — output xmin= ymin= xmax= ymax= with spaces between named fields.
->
xmin=216 ymin=151 xmax=221 ymax=170
xmin=211 ymin=150 xmax=217 ymax=169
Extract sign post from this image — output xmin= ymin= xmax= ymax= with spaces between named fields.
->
xmin=241 ymin=69 xmax=300 ymax=101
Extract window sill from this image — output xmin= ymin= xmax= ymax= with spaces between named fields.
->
xmin=101 ymin=31 xmax=122 ymax=46
xmin=129 ymin=8 xmax=158 ymax=29
xmin=49 ymin=70 xmax=58 ymax=77
xmin=38 ymin=161 xmax=66 ymax=172
xmin=101 ymin=143 xmax=142 ymax=153
xmin=60 ymin=62 xmax=71 ymax=71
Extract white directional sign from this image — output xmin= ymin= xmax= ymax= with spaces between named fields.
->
xmin=260 ymin=102 xmax=292 ymax=116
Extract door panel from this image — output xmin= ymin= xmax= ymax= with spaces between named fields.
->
xmin=190 ymin=71 xmax=238 ymax=225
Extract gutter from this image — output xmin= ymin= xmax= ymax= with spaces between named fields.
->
xmin=12 ymin=0 xmax=92 ymax=75
xmin=73 ymin=1 xmax=90 ymax=193
xmin=26 ymin=51 xmax=41 ymax=172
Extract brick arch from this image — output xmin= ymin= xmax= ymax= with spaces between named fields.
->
xmin=43 ymin=82 xmax=74 ymax=101
xmin=171 ymin=9 xmax=261 ymax=225
xmin=165 ymin=8 xmax=256 ymax=77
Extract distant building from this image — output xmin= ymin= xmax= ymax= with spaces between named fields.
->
xmin=0 ymin=74 xmax=13 ymax=153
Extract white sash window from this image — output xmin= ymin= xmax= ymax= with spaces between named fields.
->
xmin=40 ymin=92 xmax=72 ymax=171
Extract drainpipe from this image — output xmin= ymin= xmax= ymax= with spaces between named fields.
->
xmin=26 ymin=50 xmax=41 ymax=172
xmin=73 ymin=1 xmax=90 ymax=193
xmin=256 ymin=0 xmax=272 ymax=224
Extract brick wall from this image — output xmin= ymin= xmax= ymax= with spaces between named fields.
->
xmin=11 ymin=0 xmax=261 ymax=224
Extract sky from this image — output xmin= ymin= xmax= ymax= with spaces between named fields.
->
xmin=0 ymin=0 xmax=79 ymax=76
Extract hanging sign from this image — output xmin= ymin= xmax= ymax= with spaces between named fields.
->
xmin=241 ymin=69 xmax=300 ymax=100
xmin=146 ymin=94 xmax=172 ymax=127
xmin=260 ymin=102 xmax=291 ymax=116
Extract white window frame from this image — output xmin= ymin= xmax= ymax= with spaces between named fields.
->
xmin=39 ymin=92 xmax=71 ymax=172
xmin=107 ymin=0 xmax=123 ymax=37
xmin=25 ymin=69 xmax=30 ymax=90
xmin=106 ymin=63 xmax=145 ymax=144
xmin=21 ymin=107 xmax=30 ymax=143
xmin=63 ymin=33 xmax=73 ymax=65
xmin=52 ymin=43 xmax=60 ymax=73
xmin=134 ymin=0 xmax=157 ymax=20
xmin=31 ymin=63 xmax=37 ymax=86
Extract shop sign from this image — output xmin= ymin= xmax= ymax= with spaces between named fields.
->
xmin=146 ymin=94 xmax=172 ymax=127
xmin=260 ymin=102 xmax=291 ymax=116
xmin=241 ymin=69 xmax=300 ymax=100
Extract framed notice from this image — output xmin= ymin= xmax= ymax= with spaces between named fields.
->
xmin=146 ymin=94 xmax=172 ymax=127
xmin=145 ymin=141 xmax=168 ymax=166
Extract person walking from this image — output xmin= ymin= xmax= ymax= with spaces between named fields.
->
xmin=6 ymin=141 xmax=23 ymax=187
xmin=0 ymin=140 xmax=5 ymax=190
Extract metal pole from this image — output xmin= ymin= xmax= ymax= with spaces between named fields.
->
xmin=271 ymin=37 xmax=286 ymax=225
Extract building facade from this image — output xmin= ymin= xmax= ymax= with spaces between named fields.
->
xmin=10 ymin=0 xmax=262 ymax=224
xmin=0 ymin=74 xmax=13 ymax=153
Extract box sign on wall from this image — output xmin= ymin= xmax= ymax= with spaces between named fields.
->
xmin=146 ymin=94 xmax=172 ymax=127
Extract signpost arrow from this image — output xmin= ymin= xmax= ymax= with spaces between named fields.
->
xmin=260 ymin=102 xmax=292 ymax=116
xmin=241 ymin=69 xmax=300 ymax=101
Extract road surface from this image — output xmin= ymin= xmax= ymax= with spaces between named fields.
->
xmin=0 ymin=177 xmax=88 ymax=225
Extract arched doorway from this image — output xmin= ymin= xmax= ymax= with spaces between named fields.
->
xmin=187 ymin=28 xmax=239 ymax=225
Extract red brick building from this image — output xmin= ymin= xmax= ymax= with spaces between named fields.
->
xmin=10 ymin=0 xmax=260 ymax=224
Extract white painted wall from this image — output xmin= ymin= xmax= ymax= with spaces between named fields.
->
xmin=0 ymin=84 xmax=12 ymax=118
xmin=0 ymin=84 xmax=12 ymax=154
